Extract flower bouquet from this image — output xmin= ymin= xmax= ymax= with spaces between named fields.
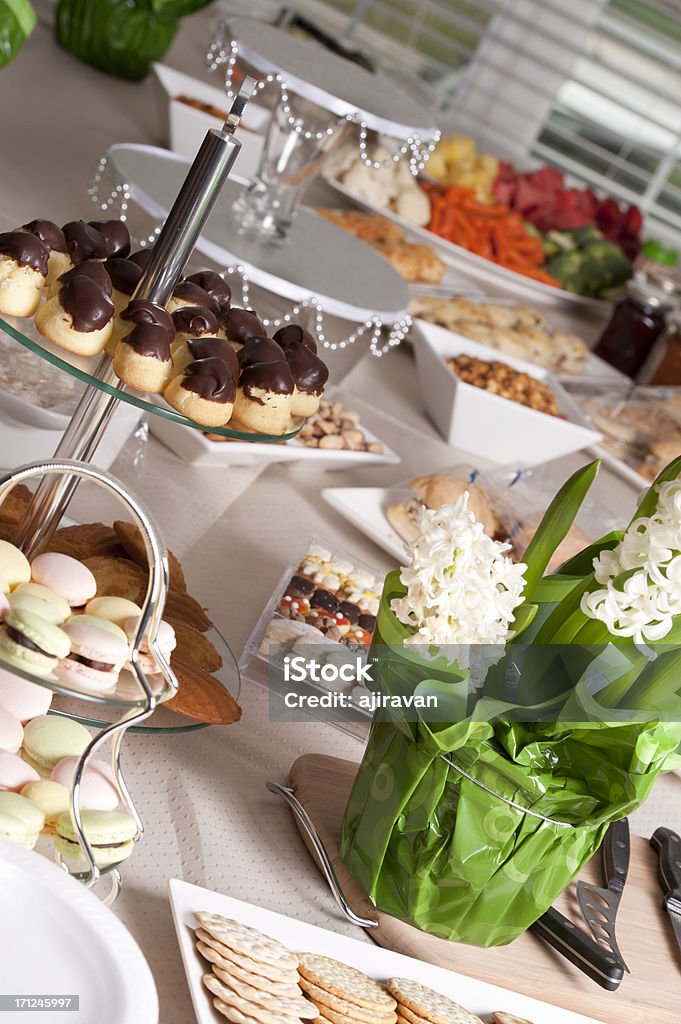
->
xmin=340 ymin=456 xmax=681 ymax=946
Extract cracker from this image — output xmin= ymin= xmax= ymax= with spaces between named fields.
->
xmin=83 ymin=556 xmax=147 ymax=603
xmin=298 ymin=955 xmax=396 ymax=1013
xmin=212 ymin=966 xmax=317 ymax=1017
xmin=114 ymin=520 xmax=186 ymax=592
xmin=398 ymin=1007 xmax=429 ymax=1024
xmin=165 ymin=589 xmax=212 ymax=632
xmin=196 ymin=942 xmax=300 ymax=996
xmin=491 ymin=1015 xmax=534 ymax=1024
xmin=212 ymin=998 xmax=299 ymax=1024
xmin=203 ymin=975 xmax=302 ymax=1024
xmin=316 ymin=1004 xmax=396 ymax=1024
xmin=168 ymin=660 xmax=241 ymax=725
xmin=166 ymin=618 xmax=222 ymax=672
xmin=195 ymin=914 xmax=299 ymax=971
xmin=386 ymin=980 xmax=481 ymax=1024
xmin=195 ymin=929 xmax=295 ymax=983
xmin=300 ymin=978 xmax=395 ymax=1023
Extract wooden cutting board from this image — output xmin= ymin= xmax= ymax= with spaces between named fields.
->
xmin=288 ymin=754 xmax=680 ymax=1024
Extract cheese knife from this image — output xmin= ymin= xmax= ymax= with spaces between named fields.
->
xmin=531 ymin=906 xmax=624 ymax=990
xmin=576 ymin=818 xmax=630 ymax=973
xmin=650 ymin=826 xmax=681 ymax=960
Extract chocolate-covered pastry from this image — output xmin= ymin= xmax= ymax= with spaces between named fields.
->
xmin=237 ymin=336 xmax=285 ymax=369
xmin=285 ymin=341 xmax=328 ymax=416
xmin=171 ymin=306 xmax=219 ymax=338
xmin=21 ymin=220 xmax=67 ymax=254
xmin=311 ymin=589 xmax=339 ymax=614
xmin=113 ymin=323 xmax=173 ymax=393
xmin=185 ymin=270 xmax=231 ymax=310
xmin=232 ymin=359 xmax=293 ymax=435
xmin=338 ymin=600 xmax=361 ymax=625
xmin=108 ymin=297 xmax=175 ymax=358
xmin=89 ymin=220 xmax=131 ymax=258
xmin=187 ymin=338 xmax=238 ymax=378
xmin=289 ymin=575 xmax=315 ymax=599
xmin=166 ymin=280 xmax=220 ymax=315
xmin=52 ymin=259 xmax=113 ymax=298
xmin=104 ymin=258 xmax=143 ymax=316
xmin=62 ymin=220 xmax=109 ymax=265
xmin=165 ymin=356 xmax=236 ymax=427
xmin=273 ymin=323 xmax=317 ymax=354
xmin=35 ymin=273 xmax=114 ymax=355
xmin=0 ymin=231 xmax=49 ymax=317
xmin=219 ymin=306 xmax=265 ymax=348
xmin=128 ymin=249 xmax=153 ymax=270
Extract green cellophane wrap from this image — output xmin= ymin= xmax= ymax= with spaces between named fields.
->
xmin=339 ymin=571 xmax=681 ymax=946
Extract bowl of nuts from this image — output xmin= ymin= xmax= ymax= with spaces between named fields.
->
xmin=413 ymin=320 xmax=602 ymax=466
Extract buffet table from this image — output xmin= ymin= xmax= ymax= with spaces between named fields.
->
xmin=3 ymin=6 xmax=681 ymax=1024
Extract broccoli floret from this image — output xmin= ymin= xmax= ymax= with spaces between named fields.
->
xmin=543 ymin=230 xmax=577 ymax=258
xmin=572 ymin=225 xmax=603 ymax=248
xmin=578 ymin=245 xmax=633 ymax=297
xmin=545 ymin=251 xmax=588 ymax=292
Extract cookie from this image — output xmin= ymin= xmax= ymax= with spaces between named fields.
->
xmin=195 ymin=929 xmax=296 ymax=983
xmin=113 ymin=520 xmax=186 ymax=592
xmin=298 ymin=955 xmax=396 ymax=1013
xmin=212 ymin=966 xmax=317 ymax=1017
xmin=203 ymin=974 xmax=303 ymax=1024
xmin=300 ymin=979 xmax=396 ymax=1023
xmin=166 ymin=618 xmax=222 ymax=672
xmin=195 ymin=914 xmax=299 ymax=972
xmin=164 ymin=589 xmax=212 ymax=632
xmin=0 ymin=484 xmax=32 ymax=524
xmin=167 ymin=660 xmax=241 ymax=725
xmin=386 ymin=980 xmax=481 ymax=1024
xmin=47 ymin=523 xmax=124 ymax=560
xmin=196 ymin=942 xmax=300 ymax=997
xmin=83 ymin=556 xmax=147 ymax=603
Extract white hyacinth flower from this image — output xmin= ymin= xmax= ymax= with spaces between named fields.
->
xmin=582 ymin=480 xmax=681 ymax=643
xmin=391 ymin=494 xmax=527 ymax=648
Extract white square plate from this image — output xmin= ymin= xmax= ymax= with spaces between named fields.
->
xmin=169 ymin=880 xmax=602 ymax=1024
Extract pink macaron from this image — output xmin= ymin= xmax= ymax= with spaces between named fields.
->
xmin=0 ymin=706 xmax=23 ymax=753
xmin=124 ymin=618 xmax=176 ymax=676
xmin=30 ymin=553 xmax=97 ymax=608
xmin=50 ymin=755 xmax=120 ymax=811
xmin=0 ymin=750 xmax=39 ymax=791
xmin=0 ymin=667 xmax=52 ymax=722
xmin=55 ymin=619 xmax=129 ymax=694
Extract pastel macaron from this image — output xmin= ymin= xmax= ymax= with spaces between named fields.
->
xmin=55 ymin=809 xmax=137 ymax=866
xmin=56 ymin=619 xmax=129 ymax=694
xmin=0 ymin=591 xmax=8 ymax=620
xmin=0 ymin=541 xmax=30 ymax=590
xmin=51 ymin=756 xmax=120 ymax=811
xmin=0 ymin=750 xmax=39 ymax=792
xmin=0 ymin=792 xmax=45 ymax=848
xmin=0 ymin=666 xmax=52 ymax=722
xmin=0 ymin=706 xmax=23 ymax=753
xmin=85 ymin=596 xmax=142 ymax=630
xmin=22 ymin=715 xmax=91 ymax=774
xmin=0 ymin=610 xmax=71 ymax=677
xmin=11 ymin=582 xmax=70 ymax=624
xmin=124 ymin=617 xmax=176 ymax=676
xmin=30 ymin=553 xmax=97 ymax=608
xmin=21 ymin=779 xmax=69 ymax=831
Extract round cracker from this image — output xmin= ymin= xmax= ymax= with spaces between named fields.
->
xmin=298 ymin=955 xmax=396 ymax=1013
xmin=196 ymin=943 xmax=301 ymax=997
xmin=386 ymin=980 xmax=481 ymax=1024
xmin=212 ymin=966 xmax=318 ymax=1018
xmin=195 ymin=914 xmax=299 ymax=971
xmin=195 ymin=929 xmax=298 ymax=983
xmin=398 ymin=1007 xmax=430 ymax=1024
xmin=300 ymin=979 xmax=395 ymax=1024
xmin=492 ymin=1015 xmax=534 ymax=1024
xmin=203 ymin=974 xmax=302 ymax=1024
xmin=316 ymin=1005 xmax=396 ymax=1024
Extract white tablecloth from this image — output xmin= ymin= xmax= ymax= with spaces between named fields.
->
xmin=2 ymin=8 xmax=681 ymax=1022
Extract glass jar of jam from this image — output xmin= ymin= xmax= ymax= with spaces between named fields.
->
xmin=639 ymin=308 xmax=681 ymax=384
xmin=593 ymin=280 xmax=672 ymax=378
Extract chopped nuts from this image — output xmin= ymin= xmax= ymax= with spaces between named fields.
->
xmin=446 ymin=355 xmax=562 ymax=417
xmin=319 ymin=434 xmax=345 ymax=449
xmin=297 ymin=398 xmax=385 ymax=454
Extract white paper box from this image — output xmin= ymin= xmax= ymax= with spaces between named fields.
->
xmin=413 ymin=319 xmax=602 ymax=466
xmin=153 ymin=64 xmax=268 ymax=180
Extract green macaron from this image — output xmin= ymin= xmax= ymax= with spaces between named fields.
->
xmin=13 ymin=583 xmax=71 ymax=624
xmin=22 ymin=715 xmax=91 ymax=774
xmin=55 ymin=809 xmax=137 ymax=867
xmin=0 ymin=610 xmax=71 ymax=677
xmin=0 ymin=792 xmax=45 ymax=849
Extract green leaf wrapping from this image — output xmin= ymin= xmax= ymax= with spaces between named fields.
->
xmin=0 ymin=0 xmax=35 ymax=68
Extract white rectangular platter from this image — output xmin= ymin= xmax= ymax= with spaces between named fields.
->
xmin=169 ymin=881 xmax=603 ymax=1024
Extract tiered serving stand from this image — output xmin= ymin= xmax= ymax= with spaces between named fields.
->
xmin=0 ymin=80 xmax=279 ymax=899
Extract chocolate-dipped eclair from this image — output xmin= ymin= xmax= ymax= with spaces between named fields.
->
xmin=170 ymin=306 xmax=219 ymax=353
xmin=20 ymin=220 xmax=70 ymax=285
xmin=89 ymin=220 xmax=131 ymax=258
xmin=185 ymin=270 xmax=231 ymax=311
xmin=128 ymin=249 xmax=154 ymax=270
xmin=232 ymin=359 xmax=294 ymax=435
xmin=35 ymin=274 xmax=114 ymax=355
xmin=113 ymin=322 xmax=173 ymax=393
xmin=273 ymin=323 xmax=318 ymax=354
xmin=219 ymin=306 xmax=265 ymax=350
xmin=104 ymin=258 xmax=143 ymax=315
xmin=62 ymin=221 xmax=110 ymax=265
xmin=0 ymin=231 xmax=50 ymax=316
xmin=166 ymin=280 xmax=220 ymax=316
xmin=285 ymin=341 xmax=329 ymax=417
xmin=173 ymin=336 xmax=240 ymax=379
xmin=237 ymin=336 xmax=285 ymax=369
xmin=164 ymin=356 xmax=236 ymax=427
xmin=48 ymin=258 xmax=113 ymax=301
xmin=107 ymin=297 xmax=175 ymax=356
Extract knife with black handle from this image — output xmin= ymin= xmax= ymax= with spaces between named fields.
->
xmin=576 ymin=818 xmax=630 ymax=972
xmin=650 ymin=826 xmax=681 ymax=958
xmin=531 ymin=906 xmax=624 ymax=990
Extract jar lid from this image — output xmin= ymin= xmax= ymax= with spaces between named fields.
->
xmin=625 ymin=278 xmax=674 ymax=311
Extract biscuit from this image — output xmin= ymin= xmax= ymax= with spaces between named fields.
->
xmin=195 ymin=929 xmax=296 ymax=983
xmin=0 ymin=484 xmax=33 ymax=524
xmin=211 ymin=966 xmax=317 ymax=1017
xmin=298 ymin=955 xmax=396 ymax=1013
xmin=386 ymin=980 xmax=482 ymax=1024
xmin=47 ymin=523 xmax=124 ymax=560
xmin=211 ymin=997 xmax=298 ymax=1024
xmin=300 ymin=978 xmax=396 ymax=1023
xmin=195 ymin=914 xmax=299 ymax=972
xmin=83 ymin=556 xmax=147 ymax=604
xmin=316 ymin=1003 xmax=396 ymax=1024
xmin=164 ymin=589 xmax=212 ymax=632
xmin=0 ymin=520 xmax=17 ymax=543
xmin=113 ymin=520 xmax=186 ymax=592
xmin=491 ymin=1015 xmax=534 ymax=1024
xmin=166 ymin=618 xmax=222 ymax=672
xmin=196 ymin=942 xmax=300 ymax=996
xmin=167 ymin=660 xmax=241 ymax=725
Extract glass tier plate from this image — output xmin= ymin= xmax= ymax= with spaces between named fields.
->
xmin=0 ymin=626 xmax=240 ymax=733
xmin=0 ymin=314 xmax=302 ymax=443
